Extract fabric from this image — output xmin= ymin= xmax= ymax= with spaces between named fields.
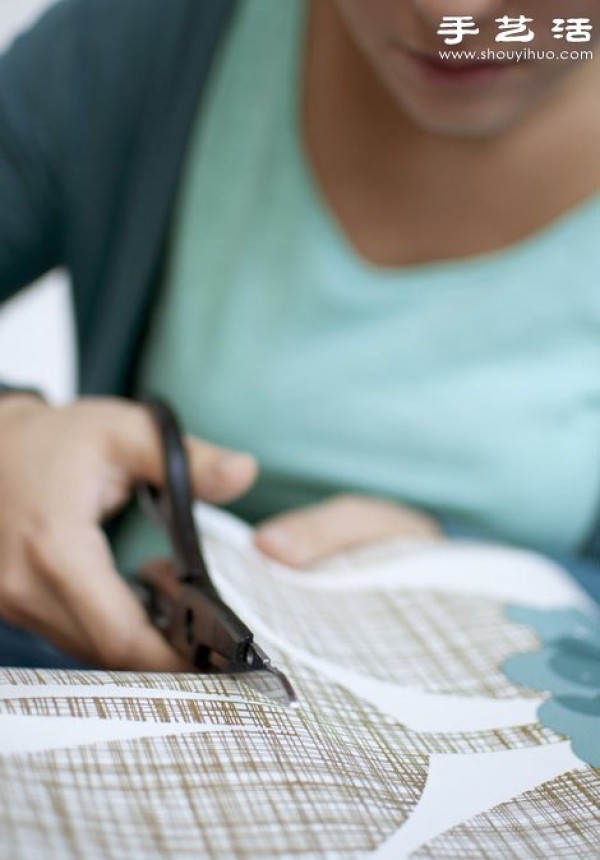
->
xmin=115 ymin=0 xmax=600 ymax=563
xmin=1 ymin=510 xmax=599 ymax=857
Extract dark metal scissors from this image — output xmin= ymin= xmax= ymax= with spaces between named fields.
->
xmin=132 ymin=399 xmax=298 ymax=709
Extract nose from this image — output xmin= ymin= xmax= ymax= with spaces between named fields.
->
xmin=410 ymin=0 xmax=506 ymax=28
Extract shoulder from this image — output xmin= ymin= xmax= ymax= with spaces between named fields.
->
xmin=5 ymin=0 xmax=213 ymax=41
xmin=0 ymin=0 xmax=237 ymax=147
xmin=2 ymin=0 xmax=234 ymax=87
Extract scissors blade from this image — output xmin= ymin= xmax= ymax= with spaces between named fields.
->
xmin=136 ymin=399 xmax=300 ymax=709
xmin=235 ymin=643 xmax=299 ymax=709
xmin=238 ymin=667 xmax=299 ymax=709
xmin=136 ymin=563 xmax=298 ymax=708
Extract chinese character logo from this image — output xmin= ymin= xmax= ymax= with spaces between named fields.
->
xmin=437 ymin=16 xmax=480 ymax=46
xmin=552 ymin=18 xmax=593 ymax=43
xmin=495 ymin=15 xmax=535 ymax=43
xmin=437 ymin=15 xmax=594 ymax=46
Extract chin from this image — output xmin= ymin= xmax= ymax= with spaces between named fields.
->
xmin=387 ymin=68 xmax=577 ymax=140
xmin=396 ymin=92 xmax=542 ymax=140
xmin=404 ymin=110 xmax=524 ymax=139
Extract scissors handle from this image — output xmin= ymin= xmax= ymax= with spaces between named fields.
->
xmin=135 ymin=560 xmax=253 ymax=669
xmin=139 ymin=399 xmax=217 ymax=594
xmin=135 ymin=398 xmax=254 ymax=669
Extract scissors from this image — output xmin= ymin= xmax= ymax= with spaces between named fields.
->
xmin=132 ymin=398 xmax=298 ymax=709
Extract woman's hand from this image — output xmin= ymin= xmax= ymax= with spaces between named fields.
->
xmin=0 ymin=395 xmax=257 ymax=670
xmin=255 ymin=493 xmax=443 ymax=567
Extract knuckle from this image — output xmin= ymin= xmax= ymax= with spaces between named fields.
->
xmin=96 ymin=625 xmax=139 ymax=670
xmin=22 ymin=516 xmax=68 ymax=578
xmin=105 ymin=403 xmax=158 ymax=474
xmin=0 ymin=573 xmax=29 ymax=622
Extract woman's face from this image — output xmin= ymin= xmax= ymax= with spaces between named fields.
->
xmin=331 ymin=0 xmax=599 ymax=136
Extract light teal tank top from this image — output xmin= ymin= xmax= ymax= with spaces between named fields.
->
xmin=115 ymin=0 xmax=600 ymax=568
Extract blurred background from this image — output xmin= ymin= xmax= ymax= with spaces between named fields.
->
xmin=0 ymin=0 xmax=75 ymax=403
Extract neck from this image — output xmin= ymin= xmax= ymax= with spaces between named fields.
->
xmin=304 ymin=0 xmax=599 ymax=172
xmin=302 ymin=0 xmax=599 ymax=265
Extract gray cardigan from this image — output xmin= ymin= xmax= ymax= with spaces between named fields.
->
xmin=0 ymin=0 xmax=237 ymax=394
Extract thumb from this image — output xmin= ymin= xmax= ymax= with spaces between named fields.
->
xmin=185 ymin=436 xmax=258 ymax=504
xmin=108 ymin=401 xmax=258 ymax=504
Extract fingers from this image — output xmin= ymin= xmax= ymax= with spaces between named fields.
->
xmin=107 ymin=401 xmax=257 ymax=504
xmin=0 ymin=396 xmax=238 ymax=674
xmin=2 ymin=562 xmax=97 ymax=664
xmin=26 ymin=520 xmax=191 ymax=671
xmin=186 ymin=437 xmax=258 ymax=504
xmin=255 ymin=494 xmax=442 ymax=567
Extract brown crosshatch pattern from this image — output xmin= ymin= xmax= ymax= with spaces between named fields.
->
xmin=0 ymin=659 xmax=584 ymax=860
xmin=411 ymin=767 xmax=600 ymax=859
xmin=0 ymin=661 xmax=560 ymax=755
xmin=0 ymin=520 xmax=597 ymax=858
xmin=205 ymin=535 xmax=542 ymax=699
xmin=0 ymin=667 xmax=430 ymax=859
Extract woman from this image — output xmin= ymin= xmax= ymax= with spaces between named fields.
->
xmin=0 ymin=0 xmax=598 ymax=669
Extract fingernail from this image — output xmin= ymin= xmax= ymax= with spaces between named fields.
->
xmin=257 ymin=525 xmax=292 ymax=551
xmin=214 ymin=452 xmax=255 ymax=479
xmin=256 ymin=526 xmax=306 ymax=566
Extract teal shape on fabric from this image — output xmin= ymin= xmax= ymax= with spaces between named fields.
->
xmin=549 ymin=638 xmax=600 ymax=688
xmin=504 ymin=635 xmax=600 ymax=697
xmin=539 ymin=695 xmax=600 ymax=767
xmin=502 ymin=605 xmax=600 ymax=767
xmin=505 ymin=606 xmax=600 ymax=648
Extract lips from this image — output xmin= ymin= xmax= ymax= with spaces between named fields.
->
xmin=410 ymin=50 xmax=519 ymax=85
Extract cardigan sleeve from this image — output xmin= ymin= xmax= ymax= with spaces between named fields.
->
xmin=0 ymin=0 xmax=78 ymax=391
xmin=0 ymin=1 xmax=77 ymax=303
xmin=0 ymin=2 xmax=80 ymax=396
xmin=0 ymin=0 xmax=236 ymax=398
